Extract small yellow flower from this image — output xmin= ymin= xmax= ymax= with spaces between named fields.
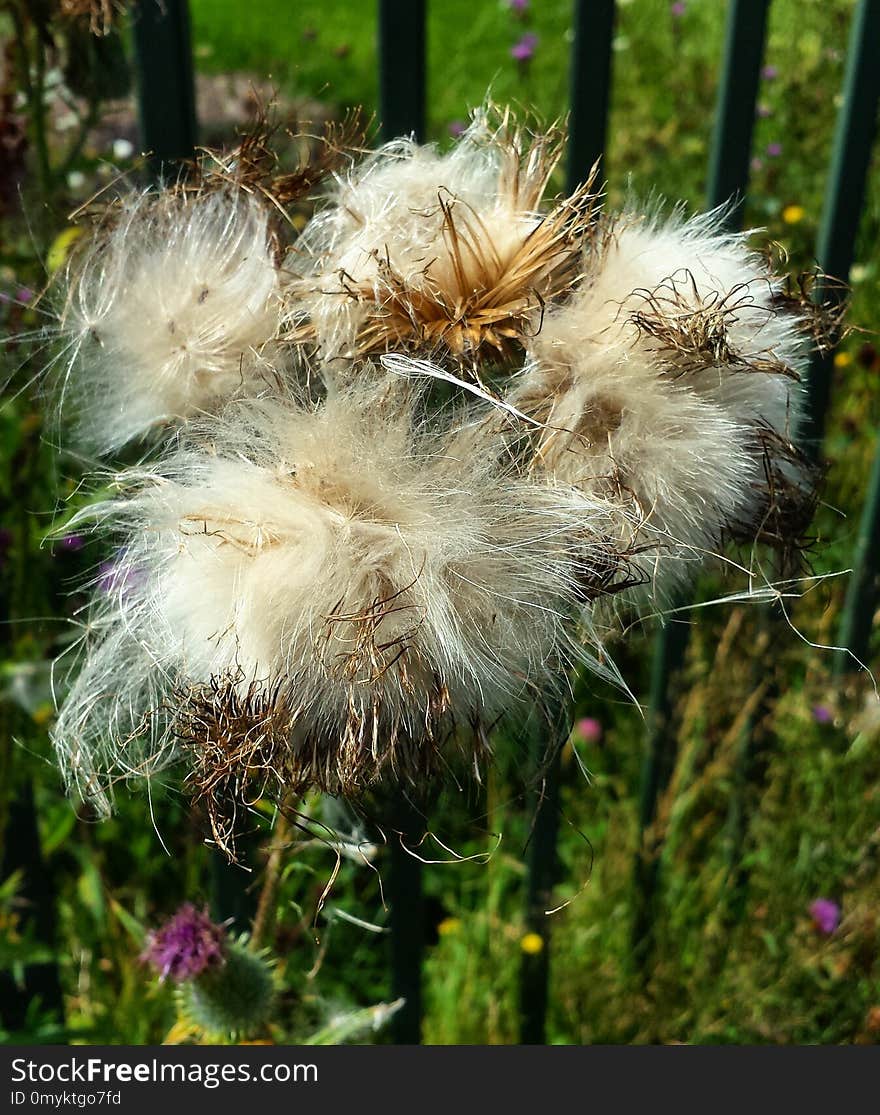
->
xmin=520 ymin=932 xmax=544 ymax=955
xmin=47 ymin=226 xmax=83 ymax=274
xmin=834 ymin=351 xmax=852 ymax=368
xmin=782 ymin=204 xmax=805 ymax=225
xmin=437 ymin=917 xmax=462 ymax=937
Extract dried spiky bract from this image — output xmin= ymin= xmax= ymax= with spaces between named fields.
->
xmin=53 ymin=376 xmax=636 ymax=820
xmin=286 ymin=110 xmax=598 ymax=371
xmin=54 ymin=187 xmax=284 ymax=453
xmin=506 ymin=208 xmax=820 ymax=595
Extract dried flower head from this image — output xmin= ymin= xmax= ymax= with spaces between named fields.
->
xmin=286 ymin=108 xmax=599 ymax=373
xmin=142 ymin=904 xmax=226 ymax=982
xmin=51 ymin=186 xmax=284 ymax=453
xmin=52 ymin=373 xmax=638 ymax=823
xmin=504 ymin=206 xmax=819 ymax=597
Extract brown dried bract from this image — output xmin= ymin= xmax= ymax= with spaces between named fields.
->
xmin=727 ymin=423 xmax=823 ymax=573
xmin=628 ymin=272 xmax=801 ymax=380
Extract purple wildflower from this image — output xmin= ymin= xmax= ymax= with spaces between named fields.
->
xmin=448 ymin=119 xmax=466 ymax=138
xmin=812 ymin=704 xmax=833 ymax=724
xmin=16 ymin=287 xmax=33 ymax=304
xmin=762 ymin=64 xmax=778 ymax=80
xmin=809 ymin=898 xmax=841 ymax=936
xmin=142 ymin=904 xmax=227 ymax=983
xmin=574 ymin=716 xmax=603 ymax=744
xmin=766 ymin=142 xmax=782 ymax=157
xmin=507 ymin=0 xmax=529 ymax=12
xmin=60 ymin=534 xmax=84 ymax=553
xmin=510 ymin=32 xmax=539 ymax=63
xmin=670 ymin=1 xmax=686 ymax=16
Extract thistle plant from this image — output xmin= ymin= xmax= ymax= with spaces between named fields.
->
xmin=42 ymin=105 xmax=831 ymax=851
xmin=143 ymin=904 xmax=276 ymax=1042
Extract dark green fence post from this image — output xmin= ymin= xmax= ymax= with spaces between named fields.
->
xmin=516 ymin=0 xmax=617 ymax=1046
xmin=567 ymin=0 xmax=615 ymax=189
xmin=824 ymin=0 xmax=880 ymax=671
xmin=378 ymin=0 xmax=426 ymax=142
xmin=377 ymin=0 xmax=427 ymax=1043
xmin=131 ymin=0 xmax=198 ymax=174
xmin=800 ymin=0 xmax=880 ymax=455
xmin=633 ymin=0 xmax=770 ymax=964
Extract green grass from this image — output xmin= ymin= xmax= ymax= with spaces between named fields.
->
xmin=2 ymin=0 xmax=880 ymax=1046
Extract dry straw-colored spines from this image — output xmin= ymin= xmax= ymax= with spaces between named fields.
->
xmin=285 ymin=109 xmax=601 ymax=372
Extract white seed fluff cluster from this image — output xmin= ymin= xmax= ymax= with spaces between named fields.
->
xmin=507 ymin=208 xmax=810 ymax=597
xmin=46 ymin=108 xmax=821 ymax=820
xmin=54 ymin=188 xmax=283 ymax=453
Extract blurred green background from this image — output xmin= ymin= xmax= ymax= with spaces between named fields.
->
xmin=1 ymin=0 xmax=879 ymax=1044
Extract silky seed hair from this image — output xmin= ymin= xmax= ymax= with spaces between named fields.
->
xmin=50 ymin=185 xmax=285 ymax=454
xmin=503 ymin=204 xmax=820 ymax=599
xmin=284 ymin=107 xmax=599 ymax=377
xmin=52 ymin=371 xmax=639 ymax=819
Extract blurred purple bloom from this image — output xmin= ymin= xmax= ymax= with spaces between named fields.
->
xmin=16 ymin=287 xmax=33 ymax=304
xmin=750 ymin=156 xmax=764 ymax=173
xmin=60 ymin=534 xmax=84 ymax=552
xmin=97 ymin=555 xmax=144 ymax=600
xmin=766 ymin=142 xmax=782 ymax=157
xmin=510 ymin=32 xmax=539 ymax=63
xmin=812 ymin=704 xmax=833 ymax=724
xmin=809 ymin=898 xmax=841 ymax=936
xmin=670 ymin=1 xmax=686 ymax=16
xmin=762 ymin=64 xmax=778 ymax=80
xmin=142 ymin=904 xmax=226 ymax=983
xmin=507 ymin=0 xmax=529 ymax=11
xmin=448 ymin=119 xmax=466 ymax=138
xmin=575 ymin=716 xmax=603 ymax=744
xmin=756 ymin=103 xmax=773 ymax=118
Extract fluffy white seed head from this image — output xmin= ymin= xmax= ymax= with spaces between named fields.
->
xmin=53 ymin=187 xmax=284 ymax=453
xmin=285 ymin=111 xmax=587 ymax=369
xmin=53 ymin=374 xmax=637 ymax=817
xmin=506 ymin=207 xmax=814 ymax=597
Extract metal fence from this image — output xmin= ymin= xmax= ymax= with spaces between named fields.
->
xmin=130 ymin=0 xmax=880 ymax=1045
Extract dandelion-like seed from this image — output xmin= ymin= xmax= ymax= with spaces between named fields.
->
xmin=52 ymin=187 xmax=283 ymax=453
xmin=52 ymin=374 xmax=638 ymax=836
xmin=286 ymin=108 xmax=599 ymax=373
xmin=504 ymin=206 xmax=822 ymax=597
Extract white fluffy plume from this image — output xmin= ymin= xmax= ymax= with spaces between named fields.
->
xmin=506 ymin=207 xmax=815 ymax=596
xmin=52 ymin=187 xmax=283 ymax=453
xmin=53 ymin=375 xmax=636 ymax=819
xmin=285 ymin=109 xmax=591 ymax=369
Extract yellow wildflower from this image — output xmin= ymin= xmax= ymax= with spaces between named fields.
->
xmin=437 ymin=917 xmax=462 ymax=937
xmin=782 ymin=204 xmax=805 ymax=225
xmin=834 ymin=351 xmax=852 ymax=368
xmin=520 ymin=932 xmax=544 ymax=955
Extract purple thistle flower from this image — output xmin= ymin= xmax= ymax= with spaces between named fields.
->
xmin=142 ymin=904 xmax=227 ymax=983
xmin=812 ymin=704 xmax=833 ymax=724
xmin=762 ymin=64 xmax=778 ymax=80
xmin=448 ymin=119 xmax=466 ymax=138
xmin=510 ymin=32 xmax=539 ymax=63
xmin=766 ymin=141 xmax=782 ymax=158
xmin=809 ymin=898 xmax=841 ymax=936
xmin=16 ymin=287 xmax=33 ymax=304
xmin=97 ymin=553 xmax=144 ymax=600
xmin=670 ymin=1 xmax=686 ymax=17
xmin=60 ymin=534 xmax=84 ymax=552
